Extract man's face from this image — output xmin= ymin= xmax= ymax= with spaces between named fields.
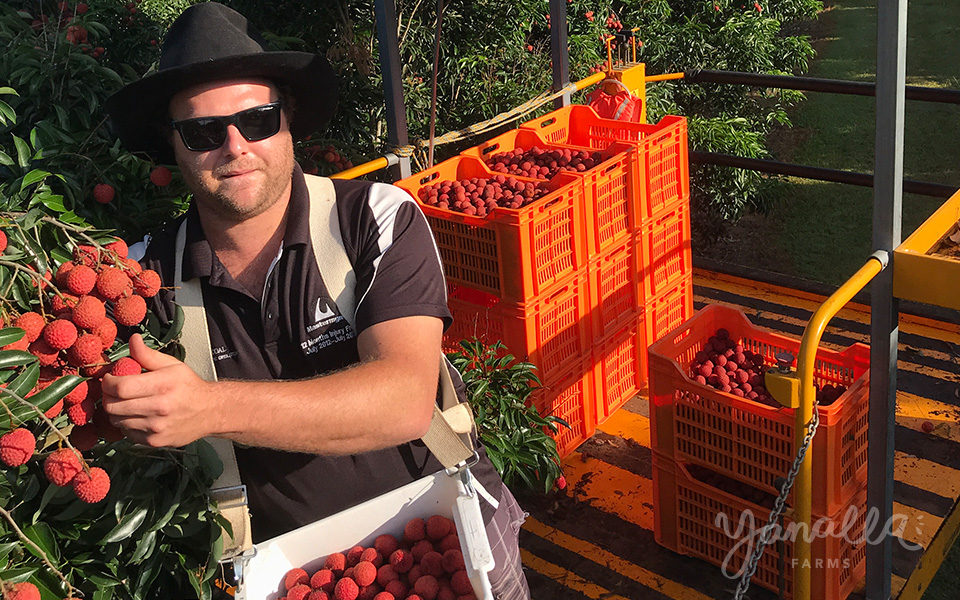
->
xmin=169 ymin=79 xmax=295 ymax=224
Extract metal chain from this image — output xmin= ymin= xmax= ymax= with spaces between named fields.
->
xmin=731 ymin=404 xmax=821 ymax=600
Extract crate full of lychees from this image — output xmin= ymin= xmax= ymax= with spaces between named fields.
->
xmin=647 ymin=303 xmax=871 ymax=516
xmin=233 ymin=470 xmax=493 ymax=600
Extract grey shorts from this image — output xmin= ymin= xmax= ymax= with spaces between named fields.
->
xmin=485 ymin=483 xmax=531 ymax=600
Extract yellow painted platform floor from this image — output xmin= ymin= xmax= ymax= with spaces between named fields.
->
xmin=520 ymin=269 xmax=960 ymax=600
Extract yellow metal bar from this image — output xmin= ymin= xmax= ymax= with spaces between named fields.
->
xmin=645 ymin=72 xmax=685 ymax=82
xmin=573 ymin=71 xmax=606 ymax=92
xmin=794 ymin=253 xmax=886 ymax=600
xmin=897 ymin=495 xmax=960 ymax=600
xmin=330 ymin=155 xmax=392 ymax=180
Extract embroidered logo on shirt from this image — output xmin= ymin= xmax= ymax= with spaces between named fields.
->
xmin=212 ymin=345 xmax=238 ymax=362
xmin=308 ymin=298 xmax=342 ymax=333
xmin=302 ymin=298 xmax=355 ymax=355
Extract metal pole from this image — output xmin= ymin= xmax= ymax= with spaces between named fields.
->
xmin=374 ymin=0 xmax=411 ymax=180
xmin=866 ymin=0 xmax=906 ymax=597
xmin=549 ymin=0 xmax=570 ymax=109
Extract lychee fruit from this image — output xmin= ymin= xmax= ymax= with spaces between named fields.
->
xmin=384 ymin=580 xmax=407 ymax=599
xmin=404 ymin=517 xmax=426 ymax=543
xmin=66 ymin=264 xmax=97 ymax=294
xmin=325 ymin=552 xmax=347 ymax=575
xmin=43 ymin=319 xmax=78 ymax=350
xmin=55 ymin=261 xmax=75 ymax=287
xmin=150 ymin=166 xmax=173 ymax=187
xmin=69 ymin=424 xmax=99 ymax=452
xmin=93 ymin=318 xmax=117 ymax=350
xmin=376 ymin=564 xmax=399 ymax=587
xmin=411 ymin=540 xmax=434 ymax=562
xmin=72 ymin=466 xmax=110 ymax=502
xmin=0 ymin=428 xmax=36 ymax=467
xmin=50 ymin=293 xmax=79 ymax=316
xmin=93 ymin=183 xmax=115 ymax=204
xmin=96 ymin=267 xmax=132 ymax=301
xmin=284 ymin=568 xmax=309 ymax=590
xmin=94 ymin=406 xmax=125 ymax=443
xmin=311 ymin=569 xmax=336 ymax=592
xmin=375 ymin=534 xmax=399 ymax=558
xmin=346 ymin=545 xmax=365 ymax=566
xmin=288 ymin=584 xmax=312 ymax=600
xmin=67 ymin=334 xmax=105 ymax=367
xmin=389 ymin=549 xmax=413 ymax=573
xmin=28 ymin=338 xmax=60 ymax=366
xmin=308 ymin=591 xmax=331 ymax=600
xmin=0 ymin=230 xmax=6 ymax=254
xmin=420 ymin=551 xmax=444 ymax=577
xmin=922 ymin=420 xmax=935 ymax=433
xmin=354 ymin=561 xmax=377 ymax=587
xmin=334 ymin=577 xmax=359 ymax=600
xmin=13 ymin=312 xmax=45 ymax=343
xmin=133 ymin=269 xmax=161 ymax=297
xmin=114 ymin=294 xmax=146 ymax=326
xmin=450 ymin=571 xmax=473 ymax=596
xmin=438 ymin=533 xmax=460 ymax=553
xmin=67 ymin=397 xmax=96 ymax=426
xmin=426 ymin=515 xmax=454 ymax=541
xmin=441 ymin=549 xmax=464 ymax=573
xmin=414 ymin=575 xmax=439 ymax=600
xmin=105 ymin=239 xmax=128 ymax=260
xmin=64 ymin=379 xmax=88 ymax=405
xmin=4 ymin=581 xmax=41 ymax=600
xmin=122 ymin=257 xmax=142 ymax=275
xmin=110 ymin=356 xmax=142 ymax=376
xmin=44 ymin=447 xmax=83 ymax=486
xmin=72 ymin=296 xmax=106 ymax=330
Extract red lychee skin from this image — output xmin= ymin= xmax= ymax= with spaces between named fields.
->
xmin=411 ymin=540 xmax=434 ymax=562
xmin=96 ymin=267 xmax=133 ymax=301
xmin=372 ymin=593 xmax=395 ymax=600
xmin=66 ymin=264 xmax=97 ymax=295
xmin=43 ymin=398 xmax=64 ymax=419
xmin=325 ymin=552 xmax=347 ymax=575
xmin=426 ymin=515 xmax=454 ymax=541
xmin=438 ymin=533 xmax=460 ymax=553
xmin=150 ymin=166 xmax=173 ymax=187
xmin=360 ymin=547 xmax=382 ymax=567
xmin=310 ymin=569 xmax=336 ymax=592
xmin=441 ymin=549 xmax=465 ymax=573
xmin=72 ymin=466 xmax=110 ymax=503
xmin=388 ymin=549 xmax=413 ymax=573
xmin=105 ymin=239 xmax=128 ymax=260
xmin=114 ymin=294 xmax=147 ymax=326
xmin=420 ymin=551 xmax=444 ymax=577
xmin=353 ymin=561 xmax=377 ymax=587
xmin=437 ymin=587 xmax=455 ymax=600
xmin=0 ymin=230 xmax=6 ymax=254
xmin=346 ymin=545 xmax=365 ymax=567
xmin=80 ymin=358 xmax=109 ymax=379
xmin=4 ymin=581 xmax=41 ymax=600
xmin=122 ymin=257 xmax=142 ymax=275
xmin=383 ymin=579 xmax=407 ymax=599
xmin=68 ymin=334 xmax=105 ymax=367
xmin=308 ymin=590 xmax=331 ymax=600
xmin=72 ymin=244 xmax=100 ymax=267
xmin=376 ymin=564 xmax=399 ymax=587
xmin=0 ymin=428 xmax=36 ymax=467
xmin=133 ymin=269 xmax=161 ymax=297
xmin=92 ymin=317 xmax=118 ymax=350
xmin=406 ymin=565 xmax=422 ymax=586
xmin=69 ymin=424 xmax=99 ymax=452
xmin=51 ymin=293 xmax=79 ymax=317
xmin=333 ymin=577 xmax=359 ymax=600
xmin=357 ymin=584 xmax=381 ymax=600
xmin=284 ymin=568 xmax=309 ymax=590
xmin=110 ymin=356 xmax=142 ymax=377
xmin=2 ymin=336 xmax=29 ymax=351
xmin=414 ymin=575 xmax=440 ymax=600
xmin=450 ymin=570 xmax=473 ymax=596
xmin=67 ymin=397 xmax=96 ymax=426
xmin=44 ymin=319 xmax=78 ymax=350
xmin=72 ymin=296 xmax=106 ymax=330
xmin=287 ymin=584 xmax=312 ymax=600
xmin=404 ymin=517 xmax=427 ymax=543
xmin=44 ymin=447 xmax=83 ymax=486
xmin=14 ymin=312 xmax=45 ymax=343
xmin=28 ymin=338 xmax=60 ymax=366
xmin=64 ymin=379 xmax=88 ymax=405
xmin=374 ymin=534 xmax=400 ymax=558
xmin=94 ymin=406 xmax=125 ymax=443
xmin=55 ymin=261 xmax=75 ymax=287
xmin=93 ymin=183 xmax=115 ymax=204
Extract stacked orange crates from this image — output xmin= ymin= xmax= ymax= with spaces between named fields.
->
xmin=647 ymin=304 xmax=871 ymax=599
xmin=393 ymin=105 xmax=692 ymax=457
xmin=521 ymin=106 xmax=693 ymax=422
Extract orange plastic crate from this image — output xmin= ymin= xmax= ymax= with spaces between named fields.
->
xmin=521 ymin=105 xmax=689 ymax=223
xmin=530 ymin=359 xmax=597 ymax=459
xmin=648 ymin=304 xmax=870 ymax=516
xmin=592 ymin=320 xmax=646 ymax=424
xmin=642 ymin=276 xmax=694 ymax=350
xmin=443 ymin=272 xmax=592 ymax=383
xmin=394 ymin=156 xmax=588 ymax=303
xmin=653 ymin=455 xmax=866 ymax=600
xmin=588 ymin=240 xmax=641 ymax=340
xmin=638 ymin=203 xmax=692 ymax=301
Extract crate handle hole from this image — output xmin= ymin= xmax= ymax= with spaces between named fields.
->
xmin=538 ymin=117 xmax=558 ymax=129
xmin=481 ymin=143 xmax=500 ymax=156
xmin=419 ymin=172 xmax=440 ymax=185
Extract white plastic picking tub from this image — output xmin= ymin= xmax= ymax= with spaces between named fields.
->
xmin=233 ymin=469 xmax=494 ymax=600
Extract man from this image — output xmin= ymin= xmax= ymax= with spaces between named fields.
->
xmin=101 ymin=3 xmax=529 ymax=598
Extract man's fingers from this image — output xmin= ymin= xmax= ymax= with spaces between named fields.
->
xmin=127 ymin=333 xmax=180 ymax=371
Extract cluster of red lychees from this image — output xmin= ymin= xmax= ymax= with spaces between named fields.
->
xmin=417 ymin=175 xmax=549 ymax=216
xmin=279 ymin=515 xmax=477 ymax=600
xmin=484 ymin=146 xmax=603 ymax=180
xmin=0 ymin=239 xmax=161 ymax=503
xmin=687 ymin=328 xmax=777 ymax=406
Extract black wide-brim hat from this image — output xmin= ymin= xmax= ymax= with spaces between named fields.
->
xmin=105 ymin=2 xmax=338 ymax=165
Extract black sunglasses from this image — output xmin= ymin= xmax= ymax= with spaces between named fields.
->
xmin=171 ymin=102 xmax=283 ymax=152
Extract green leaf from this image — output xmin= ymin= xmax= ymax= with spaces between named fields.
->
xmin=159 ymin=305 xmax=185 ymax=347
xmin=5 ymin=362 xmax=39 ymax=400
xmin=0 ymin=151 xmax=14 ymax=167
xmin=130 ymin=529 xmax=157 ymax=565
xmin=22 ymin=522 xmax=59 ymax=563
xmin=40 ymin=194 xmax=66 ymax=213
xmin=0 ymin=100 xmax=16 ymax=126
xmin=20 ymin=169 xmax=50 ymax=191
xmin=0 ymin=327 xmax=27 ymax=347
xmin=13 ymin=135 xmax=31 ymax=168
xmin=101 ymin=505 xmax=150 ymax=544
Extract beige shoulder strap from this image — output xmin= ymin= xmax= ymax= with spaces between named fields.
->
xmin=302 ymin=175 xmax=475 ymax=468
xmin=174 ymin=221 xmax=253 ymax=559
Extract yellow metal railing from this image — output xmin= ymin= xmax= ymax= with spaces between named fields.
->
xmin=765 ymin=251 xmax=887 ymax=600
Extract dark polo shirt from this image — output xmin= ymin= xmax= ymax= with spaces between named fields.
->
xmin=137 ymin=165 xmax=501 ymax=542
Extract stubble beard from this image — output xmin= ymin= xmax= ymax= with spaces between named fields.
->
xmin=188 ymin=151 xmax=295 ymax=223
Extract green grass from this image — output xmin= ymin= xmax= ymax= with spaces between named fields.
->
xmin=755 ymin=0 xmax=960 ymax=285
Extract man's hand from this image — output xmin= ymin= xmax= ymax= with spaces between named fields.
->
xmin=101 ymin=334 xmax=218 ymax=447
